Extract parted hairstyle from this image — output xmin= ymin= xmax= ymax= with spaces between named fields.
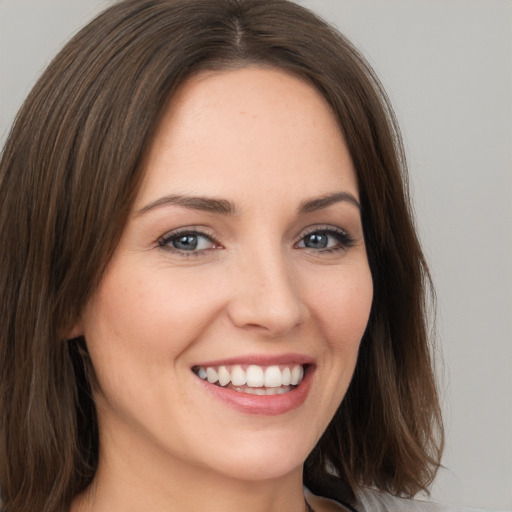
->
xmin=0 ymin=1 xmax=443 ymax=511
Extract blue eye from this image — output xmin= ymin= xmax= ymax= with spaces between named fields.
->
xmin=159 ymin=231 xmax=216 ymax=253
xmin=297 ymin=228 xmax=354 ymax=252
xmin=302 ymin=233 xmax=330 ymax=249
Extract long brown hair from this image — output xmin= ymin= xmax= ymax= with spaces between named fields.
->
xmin=0 ymin=1 xmax=443 ymax=511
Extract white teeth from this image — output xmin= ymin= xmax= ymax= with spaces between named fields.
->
xmin=218 ymin=366 xmax=230 ymax=387
xmin=290 ymin=365 xmax=303 ymax=386
xmin=194 ymin=363 xmax=307 ymax=392
xmin=206 ymin=367 xmax=218 ymax=384
xmin=281 ymin=367 xmax=291 ymax=386
xmin=246 ymin=365 xmax=265 ymax=387
xmin=264 ymin=366 xmax=282 ymax=387
xmin=231 ymin=365 xmax=246 ymax=386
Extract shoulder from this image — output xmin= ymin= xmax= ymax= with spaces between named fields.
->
xmin=354 ymin=487 xmax=494 ymax=512
xmin=305 ymin=478 xmax=495 ymax=512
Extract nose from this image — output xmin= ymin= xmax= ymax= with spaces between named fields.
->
xmin=226 ymin=249 xmax=308 ymax=337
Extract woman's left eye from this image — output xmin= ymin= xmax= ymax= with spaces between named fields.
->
xmin=158 ymin=231 xmax=216 ymax=253
xmin=296 ymin=228 xmax=354 ymax=252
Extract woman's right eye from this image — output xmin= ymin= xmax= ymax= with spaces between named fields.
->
xmin=158 ymin=230 xmax=217 ymax=254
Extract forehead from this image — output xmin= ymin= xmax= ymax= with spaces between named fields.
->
xmin=136 ymin=66 xmax=358 ymax=209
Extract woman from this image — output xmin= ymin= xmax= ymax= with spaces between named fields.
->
xmin=0 ymin=1 xmax=449 ymax=511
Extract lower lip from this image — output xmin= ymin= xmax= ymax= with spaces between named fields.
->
xmin=195 ymin=367 xmax=314 ymax=416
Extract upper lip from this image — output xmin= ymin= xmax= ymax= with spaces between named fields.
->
xmin=192 ymin=353 xmax=315 ymax=368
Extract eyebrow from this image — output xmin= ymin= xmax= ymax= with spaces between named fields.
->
xmin=137 ymin=194 xmax=237 ymax=216
xmin=297 ymin=191 xmax=361 ymax=214
xmin=137 ymin=190 xmax=360 ymax=216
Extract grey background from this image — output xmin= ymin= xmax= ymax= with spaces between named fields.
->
xmin=1 ymin=0 xmax=511 ymax=510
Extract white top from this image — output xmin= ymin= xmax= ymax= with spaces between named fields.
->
xmin=355 ymin=488 xmax=498 ymax=512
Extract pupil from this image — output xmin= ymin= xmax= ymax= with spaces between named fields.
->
xmin=306 ymin=233 xmax=328 ymax=248
xmin=173 ymin=234 xmax=198 ymax=251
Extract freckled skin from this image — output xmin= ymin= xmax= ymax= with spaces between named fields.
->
xmin=73 ymin=67 xmax=373 ymax=512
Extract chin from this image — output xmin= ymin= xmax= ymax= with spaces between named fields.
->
xmin=205 ymin=451 xmax=306 ymax=483
xmin=185 ymin=428 xmax=316 ymax=482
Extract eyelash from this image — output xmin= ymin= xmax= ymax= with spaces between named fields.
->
xmin=157 ymin=228 xmax=218 ymax=258
xmin=298 ymin=226 xmax=355 ymax=253
xmin=157 ymin=226 xmax=355 ymax=257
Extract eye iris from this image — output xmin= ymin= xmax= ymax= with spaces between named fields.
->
xmin=173 ymin=234 xmax=198 ymax=251
xmin=305 ymin=233 xmax=328 ymax=249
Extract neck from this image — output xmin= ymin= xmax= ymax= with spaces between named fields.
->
xmin=72 ymin=425 xmax=308 ymax=512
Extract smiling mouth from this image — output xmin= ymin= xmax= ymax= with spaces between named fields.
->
xmin=192 ymin=363 xmax=306 ymax=395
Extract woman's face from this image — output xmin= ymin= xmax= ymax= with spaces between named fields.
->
xmin=78 ymin=67 xmax=373 ymax=482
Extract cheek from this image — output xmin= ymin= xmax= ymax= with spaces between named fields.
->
xmin=85 ymin=265 xmax=219 ymax=343
xmin=308 ymin=262 xmax=373 ymax=353
xmin=80 ymin=264 xmax=226 ymax=426
xmin=81 ymin=263 xmax=229 ymax=392
xmin=300 ymin=261 xmax=372 ymax=434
